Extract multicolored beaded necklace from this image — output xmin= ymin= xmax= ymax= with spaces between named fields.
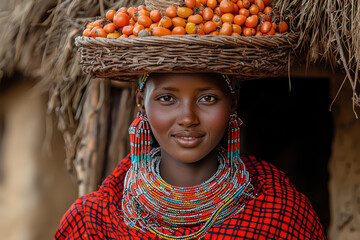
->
xmin=122 ymin=147 xmax=255 ymax=240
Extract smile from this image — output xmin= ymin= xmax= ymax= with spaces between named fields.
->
xmin=171 ymin=131 xmax=205 ymax=148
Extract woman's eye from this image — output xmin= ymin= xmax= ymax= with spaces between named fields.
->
xmin=157 ymin=95 xmax=175 ymax=102
xmin=199 ymin=95 xmax=217 ymax=103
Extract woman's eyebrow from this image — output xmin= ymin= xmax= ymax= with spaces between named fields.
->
xmin=156 ymin=87 xmax=179 ymax=91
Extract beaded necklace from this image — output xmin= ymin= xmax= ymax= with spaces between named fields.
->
xmin=122 ymin=147 xmax=255 ymax=240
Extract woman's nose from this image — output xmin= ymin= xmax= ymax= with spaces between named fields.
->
xmin=177 ymin=102 xmax=199 ymax=127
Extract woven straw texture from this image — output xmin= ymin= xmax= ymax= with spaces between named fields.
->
xmin=145 ymin=0 xmax=181 ymax=14
xmin=75 ymin=34 xmax=298 ymax=81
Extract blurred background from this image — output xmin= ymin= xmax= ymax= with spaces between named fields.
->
xmin=0 ymin=0 xmax=359 ymax=240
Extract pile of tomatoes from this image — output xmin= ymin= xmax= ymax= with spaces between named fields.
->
xmin=83 ymin=0 xmax=289 ymax=38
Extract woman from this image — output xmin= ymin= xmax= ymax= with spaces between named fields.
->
xmin=55 ymin=72 xmax=326 ymax=239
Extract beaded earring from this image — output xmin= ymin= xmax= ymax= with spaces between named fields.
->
xmin=227 ymin=113 xmax=243 ymax=160
xmin=128 ymin=112 xmax=152 ymax=165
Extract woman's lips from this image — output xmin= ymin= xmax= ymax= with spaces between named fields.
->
xmin=171 ymin=131 xmax=205 ymax=148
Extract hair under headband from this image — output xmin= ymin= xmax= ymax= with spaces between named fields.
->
xmin=138 ymin=73 xmax=237 ymax=94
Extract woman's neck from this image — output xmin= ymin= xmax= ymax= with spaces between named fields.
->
xmin=159 ymin=148 xmax=219 ymax=187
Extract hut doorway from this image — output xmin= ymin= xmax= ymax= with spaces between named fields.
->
xmin=238 ymin=76 xmax=332 ymax=233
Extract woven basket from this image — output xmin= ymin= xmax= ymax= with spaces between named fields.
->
xmin=75 ymin=34 xmax=298 ymax=81
xmin=145 ymin=0 xmax=181 ymax=14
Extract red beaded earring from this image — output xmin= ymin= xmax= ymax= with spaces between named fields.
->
xmin=227 ymin=113 xmax=243 ymax=160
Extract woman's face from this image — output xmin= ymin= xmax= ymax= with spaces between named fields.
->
xmin=138 ymin=73 xmax=236 ymax=164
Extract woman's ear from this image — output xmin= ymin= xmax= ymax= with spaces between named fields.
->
xmin=136 ymin=91 xmax=146 ymax=115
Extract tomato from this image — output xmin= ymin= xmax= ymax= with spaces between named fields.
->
xmin=263 ymin=6 xmax=272 ymax=14
xmin=94 ymin=28 xmax=107 ymax=38
xmin=149 ymin=22 xmax=159 ymax=30
xmin=172 ymin=17 xmax=187 ymax=27
xmin=214 ymin=7 xmax=223 ymax=16
xmin=212 ymin=15 xmax=223 ymax=27
xmin=219 ymin=22 xmax=233 ymax=35
xmin=127 ymin=7 xmax=138 ymax=18
xmin=103 ymin=23 xmax=117 ymax=33
xmin=106 ymin=10 xmax=116 ymax=21
xmin=93 ymin=19 xmax=106 ymax=28
xmin=138 ymin=5 xmax=147 ymax=11
xmin=138 ymin=15 xmax=152 ymax=27
xmin=210 ymin=30 xmax=219 ymax=35
xmin=242 ymin=0 xmax=251 ymax=8
xmin=260 ymin=21 xmax=271 ymax=33
xmin=120 ymin=34 xmax=128 ymax=38
xmin=122 ymin=25 xmax=134 ymax=35
xmin=254 ymin=0 xmax=264 ymax=11
xmin=116 ymin=7 xmax=127 ymax=14
xmin=177 ymin=7 xmax=194 ymax=18
xmin=185 ymin=22 xmax=197 ymax=34
xmin=263 ymin=0 xmax=270 ymax=6
xmin=133 ymin=24 xmax=145 ymax=36
xmin=232 ymin=4 xmax=239 ymax=14
xmin=234 ymin=14 xmax=246 ymax=25
xmin=255 ymin=31 xmax=262 ymax=36
xmin=188 ymin=14 xmax=204 ymax=24
xmin=239 ymin=8 xmax=250 ymax=17
xmin=138 ymin=10 xmax=150 ymax=17
xmin=166 ymin=6 xmax=177 ymax=18
xmin=150 ymin=10 xmax=162 ymax=22
xmin=232 ymin=23 xmax=242 ymax=34
xmin=152 ymin=26 xmax=172 ymax=36
xmin=249 ymin=4 xmax=259 ymax=15
xmin=245 ymin=15 xmax=258 ymax=28
xmin=204 ymin=21 xmax=217 ymax=33
xmin=185 ymin=0 xmax=196 ymax=9
xmin=277 ymin=21 xmax=289 ymax=33
xmin=202 ymin=8 xmax=214 ymax=21
xmin=83 ymin=28 xmax=91 ymax=37
xmin=237 ymin=0 xmax=244 ymax=8
xmin=159 ymin=16 xmax=172 ymax=28
xmin=242 ymin=27 xmax=255 ymax=36
xmin=113 ymin=13 xmax=130 ymax=28
xmin=221 ymin=13 xmax=234 ymax=23
xmin=172 ymin=26 xmax=186 ymax=35
xmin=219 ymin=0 xmax=234 ymax=13
xmin=207 ymin=0 xmax=218 ymax=9
xmin=107 ymin=31 xmax=120 ymax=38
xmin=232 ymin=32 xmax=240 ymax=36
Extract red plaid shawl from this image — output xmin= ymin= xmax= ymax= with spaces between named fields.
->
xmin=55 ymin=154 xmax=326 ymax=240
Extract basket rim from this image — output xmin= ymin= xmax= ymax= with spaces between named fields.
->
xmin=75 ymin=32 xmax=299 ymax=48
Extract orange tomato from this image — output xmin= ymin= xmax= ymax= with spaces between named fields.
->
xmin=120 ymin=34 xmax=128 ymax=38
xmin=138 ymin=10 xmax=150 ymax=17
xmin=94 ymin=28 xmax=107 ymax=38
xmin=172 ymin=26 xmax=186 ymax=35
xmin=221 ymin=13 xmax=235 ymax=23
xmin=177 ymin=7 xmax=194 ymax=18
xmin=249 ymin=4 xmax=259 ymax=15
xmin=172 ymin=17 xmax=187 ymax=27
xmin=149 ymin=22 xmax=159 ymax=30
xmin=106 ymin=10 xmax=116 ymax=21
xmin=237 ymin=0 xmax=244 ymax=8
xmin=107 ymin=31 xmax=120 ymax=38
xmin=188 ymin=14 xmax=204 ymax=24
xmin=207 ymin=0 xmax=218 ymax=9
xmin=150 ymin=9 xmax=162 ymax=22
xmin=263 ymin=0 xmax=270 ymax=6
xmin=219 ymin=22 xmax=233 ymax=35
xmin=255 ymin=31 xmax=262 ymax=36
xmin=210 ymin=30 xmax=219 ymax=35
xmin=93 ymin=19 xmax=106 ymax=28
xmin=254 ymin=0 xmax=264 ymax=11
xmin=277 ymin=21 xmax=289 ymax=33
xmin=260 ymin=21 xmax=271 ymax=33
xmin=138 ymin=15 xmax=153 ymax=27
xmin=185 ymin=22 xmax=197 ymax=34
xmin=159 ymin=16 xmax=172 ymax=28
xmin=245 ymin=15 xmax=258 ymax=28
xmin=122 ymin=25 xmax=134 ymax=35
xmin=242 ymin=0 xmax=251 ymax=8
xmin=232 ymin=23 xmax=242 ymax=34
xmin=202 ymin=8 xmax=214 ymax=21
xmin=138 ymin=5 xmax=147 ymax=11
xmin=214 ymin=7 xmax=223 ymax=16
xmin=239 ymin=8 xmax=250 ymax=17
xmin=83 ymin=28 xmax=91 ymax=37
xmin=152 ymin=26 xmax=172 ymax=36
xmin=113 ymin=13 xmax=130 ymax=28
xmin=127 ymin=7 xmax=138 ymax=18
xmin=219 ymin=0 xmax=234 ymax=13
xmin=204 ymin=21 xmax=218 ymax=33
xmin=212 ymin=15 xmax=223 ymax=27
xmin=133 ymin=24 xmax=145 ymax=36
xmin=263 ymin=6 xmax=272 ymax=14
xmin=242 ymin=27 xmax=255 ymax=36
xmin=90 ymin=26 xmax=101 ymax=37
xmin=268 ymin=27 xmax=275 ymax=35
xmin=166 ymin=6 xmax=177 ymax=18
xmin=201 ymin=0 xmax=208 ymax=5
xmin=234 ymin=14 xmax=246 ymax=25
xmin=232 ymin=32 xmax=240 ymax=36
xmin=116 ymin=7 xmax=127 ymax=14
xmin=103 ymin=23 xmax=117 ymax=33
xmin=185 ymin=0 xmax=196 ymax=9
xmin=232 ymin=4 xmax=239 ymax=14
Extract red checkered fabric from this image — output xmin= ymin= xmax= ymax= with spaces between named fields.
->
xmin=55 ymin=154 xmax=327 ymax=240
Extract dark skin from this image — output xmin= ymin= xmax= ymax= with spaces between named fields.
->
xmin=137 ymin=73 xmax=237 ymax=187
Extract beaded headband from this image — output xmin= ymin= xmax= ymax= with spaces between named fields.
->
xmin=138 ymin=73 xmax=237 ymax=94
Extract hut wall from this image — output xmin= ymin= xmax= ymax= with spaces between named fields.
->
xmin=0 ymin=81 xmax=77 ymax=240
xmin=328 ymin=72 xmax=360 ymax=240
